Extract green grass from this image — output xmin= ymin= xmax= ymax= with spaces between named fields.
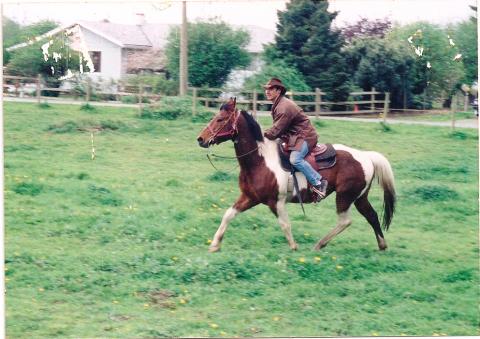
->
xmin=4 ymin=102 xmax=479 ymax=337
xmin=395 ymin=110 xmax=477 ymax=121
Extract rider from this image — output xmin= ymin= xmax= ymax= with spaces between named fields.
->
xmin=263 ymin=77 xmax=328 ymax=199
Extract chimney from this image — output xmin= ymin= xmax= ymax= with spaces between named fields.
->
xmin=136 ymin=13 xmax=146 ymax=26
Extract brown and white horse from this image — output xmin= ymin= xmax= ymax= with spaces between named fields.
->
xmin=197 ymin=98 xmax=396 ymax=252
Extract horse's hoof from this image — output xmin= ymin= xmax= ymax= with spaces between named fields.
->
xmin=313 ymin=242 xmax=326 ymax=251
xmin=208 ymin=246 xmax=220 ymax=253
xmin=290 ymin=244 xmax=298 ymax=251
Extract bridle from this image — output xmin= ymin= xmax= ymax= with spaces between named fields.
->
xmin=206 ymin=108 xmax=241 ymax=144
xmin=205 ymin=108 xmax=259 ymax=172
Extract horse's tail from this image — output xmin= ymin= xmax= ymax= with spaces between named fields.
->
xmin=365 ymin=151 xmax=396 ymax=231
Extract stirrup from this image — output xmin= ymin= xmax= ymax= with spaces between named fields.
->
xmin=311 ymin=185 xmax=326 ymax=200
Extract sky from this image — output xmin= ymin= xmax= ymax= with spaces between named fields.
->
xmin=2 ymin=0 xmax=477 ymax=31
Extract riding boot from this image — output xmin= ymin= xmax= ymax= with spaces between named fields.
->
xmin=311 ymin=179 xmax=328 ymax=201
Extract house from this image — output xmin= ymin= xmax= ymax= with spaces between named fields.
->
xmin=6 ymin=15 xmax=275 ymax=85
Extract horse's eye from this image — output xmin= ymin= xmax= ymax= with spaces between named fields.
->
xmin=217 ymin=118 xmax=224 ymax=122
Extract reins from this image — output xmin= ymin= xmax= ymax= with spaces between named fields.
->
xmin=206 ymin=144 xmax=259 ymax=173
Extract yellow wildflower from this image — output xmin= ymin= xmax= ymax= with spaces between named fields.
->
xmin=210 ymin=323 xmax=219 ymax=329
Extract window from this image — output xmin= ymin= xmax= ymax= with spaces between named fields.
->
xmin=89 ymin=51 xmax=101 ymax=72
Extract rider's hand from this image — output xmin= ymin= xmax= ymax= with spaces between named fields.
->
xmin=264 ymin=132 xmax=275 ymax=140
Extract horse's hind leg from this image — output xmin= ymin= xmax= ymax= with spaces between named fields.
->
xmin=268 ymin=199 xmax=298 ymax=251
xmin=209 ymin=194 xmax=256 ymax=253
xmin=313 ymin=192 xmax=353 ymax=250
xmin=354 ymin=195 xmax=387 ymax=250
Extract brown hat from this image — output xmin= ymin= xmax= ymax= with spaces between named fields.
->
xmin=263 ymin=77 xmax=286 ymax=92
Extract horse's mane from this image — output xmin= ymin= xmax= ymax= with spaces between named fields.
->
xmin=240 ymin=110 xmax=264 ymax=142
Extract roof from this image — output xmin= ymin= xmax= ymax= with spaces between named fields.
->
xmin=7 ymin=20 xmax=274 ymax=53
xmin=79 ymin=20 xmax=153 ymax=48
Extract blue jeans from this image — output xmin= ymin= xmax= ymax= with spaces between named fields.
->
xmin=290 ymin=141 xmax=322 ymax=186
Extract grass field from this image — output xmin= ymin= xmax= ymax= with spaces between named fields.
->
xmin=4 ymin=101 xmax=479 ymax=338
xmin=394 ymin=110 xmax=477 ymax=122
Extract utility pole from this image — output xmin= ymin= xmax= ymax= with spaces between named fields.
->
xmin=179 ymin=1 xmax=188 ymax=96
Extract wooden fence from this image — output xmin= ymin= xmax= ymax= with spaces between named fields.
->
xmin=4 ymin=74 xmax=393 ymax=119
xmin=2 ymin=75 xmax=162 ymax=110
xmin=190 ymin=86 xmax=390 ymax=119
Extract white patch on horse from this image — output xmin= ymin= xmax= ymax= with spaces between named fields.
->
xmin=257 ymin=139 xmax=290 ymax=198
xmin=210 ymin=207 xmax=239 ymax=250
xmin=333 ymin=144 xmax=374 ymax=198
xmin=287 ymin=173 xmax=308 ymax=201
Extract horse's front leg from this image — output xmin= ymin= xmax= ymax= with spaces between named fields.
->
xmin=209 ymin=194 xmax=257 ymax=252
xmin=268 ymin=199 xmax=298 ymax=251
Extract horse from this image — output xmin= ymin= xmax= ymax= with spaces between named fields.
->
xmin=197 ymin=98 xmax=396 ymax=252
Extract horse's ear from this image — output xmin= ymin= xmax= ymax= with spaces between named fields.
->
xmin=228 ymin=97 xmax=236 ymax=111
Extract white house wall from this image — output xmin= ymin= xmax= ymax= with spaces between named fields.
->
xmin=80 ymin=27 xmax=122 ymax=81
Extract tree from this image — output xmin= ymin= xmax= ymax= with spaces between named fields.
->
xmin=3 ymin=18 xmax=58 ymax=64
xmin=341 ymin=17 xmax=392 ymax=44
xmin=450 ymin=18 xmax=478 ymax=85
xmin=387 ymin=22 xmax=465 ymax=106
xmin=5 ymin=18 xmax=85 ymax=96
xmin=242 ymin=59 xmax=311 ymax=93
xmin=266 ymin=0 xmax=350 ymax=103
xmin=165 ymin=20 xmax=251 ymax=88
xmin=7 ymin=38 xmax=83 ymax=79
xmin=344 ymin=38 xmax=416 ymax=108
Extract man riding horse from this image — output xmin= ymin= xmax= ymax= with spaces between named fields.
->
xmin=263 ymin=78 xmax=328 ymax=200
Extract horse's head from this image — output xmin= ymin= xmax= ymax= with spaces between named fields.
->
xmin=197 ymin=97 xmax=240 ymax=148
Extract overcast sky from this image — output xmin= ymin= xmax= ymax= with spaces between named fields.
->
xmin=2 ymin=0 xmax=476 ymax=31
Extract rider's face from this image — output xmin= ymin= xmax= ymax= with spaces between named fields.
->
xmin=265 ymin=87 xmax=281 ymax=102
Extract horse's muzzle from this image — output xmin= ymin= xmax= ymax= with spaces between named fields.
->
xmin=197 ymin=137 xmax=209 ymax=148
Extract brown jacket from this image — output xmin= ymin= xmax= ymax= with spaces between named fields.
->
xmin=264 ymin=95 xmax=318 ymax=151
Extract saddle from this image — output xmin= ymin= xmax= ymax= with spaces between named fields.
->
xmin=278 ymin=143 xmax=337 ymax=173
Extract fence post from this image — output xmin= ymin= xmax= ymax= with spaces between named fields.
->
xmin=315 ymin=88 xmax=321 ymax=119
xmin=192 ymin=87 xmax=197 ymax=116
xmin=252 ymin=89 xmax=257 ymax=117
xmin=36 ymin=74 xmax=41 ymax=104
xmin=138 ymin=83 xmax=144 ymax=113
xmin=371 ymin=87 xmax=375 ymax=113
xmin=451 ymin=94 xmax=457 ymax=131
xmin=86 ymin=78 xmax=91 ymax=102
xmin=383 ymin=92 xmax=390 ymax=123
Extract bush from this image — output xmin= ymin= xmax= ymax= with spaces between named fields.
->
xmin=38 ymin=102 xmax=50 ymax=109
xmin=80 ymin=103 xmax=97 ymax=112
xmin=123 ymin=74 xmax=178 ymax=96
xmin=140 ymin=96 xmax=211 ymax=120
xmin=121 ymin=95 xmax=138 ymax=104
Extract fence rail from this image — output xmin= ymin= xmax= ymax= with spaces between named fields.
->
xmin=189 ymin=86 xmax=390 ymax=118
xmin=3 ymin=74 xmax=390 ymax=117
